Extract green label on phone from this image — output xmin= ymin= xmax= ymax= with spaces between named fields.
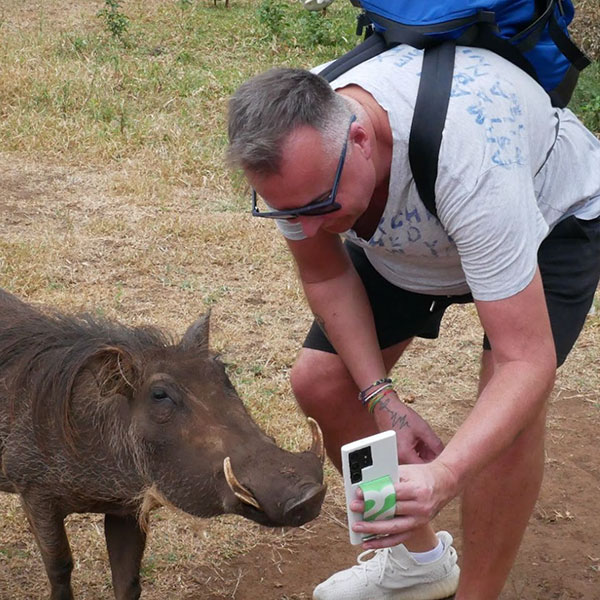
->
xmin=359 ymin=475 xmax=396 ymax=522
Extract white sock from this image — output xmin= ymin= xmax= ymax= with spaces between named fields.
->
xmin=408 ymin=539 xmax=444 ymax=564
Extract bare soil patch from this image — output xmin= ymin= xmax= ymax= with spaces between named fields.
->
xmin=186 ymin=392 xmax=600 ymax=600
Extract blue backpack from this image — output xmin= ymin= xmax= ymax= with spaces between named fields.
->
xmin=320 ymin=0 xmax=591 ymax=217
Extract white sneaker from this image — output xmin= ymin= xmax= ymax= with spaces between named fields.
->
xmin=313 ymin=531 xmax=459 ymax=600
xmin=302 ymin=0 xmax=335 ymax=11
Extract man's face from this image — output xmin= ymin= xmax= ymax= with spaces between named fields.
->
xmin=247 ymin=123 xmax=376 ymax=238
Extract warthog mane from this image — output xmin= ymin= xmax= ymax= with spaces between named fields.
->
xmin=0 ymin=291 xmax=175 ymax=449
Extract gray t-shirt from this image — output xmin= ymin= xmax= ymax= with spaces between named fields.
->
xmin=277 ymin=45 xmax=600 ymax=301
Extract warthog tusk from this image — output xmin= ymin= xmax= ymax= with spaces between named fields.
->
xmin=307 ymin=417 xmax=325 ymax=465
xmin=223 ymin=457 xmax=262 ymax=510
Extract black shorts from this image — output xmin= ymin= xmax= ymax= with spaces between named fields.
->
xmin=303 ymin=215 xmax=600 ymax=367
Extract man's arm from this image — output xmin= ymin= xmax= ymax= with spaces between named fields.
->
xmin=352 ymin=268 xmax=556 ymax=545
xmin=287 ymin=230 xmax=385 ymax=390
xmin=436 ymin=267 xmax=556 ymax=487
xmin=287 ymin=230 xmax=444 ymax=462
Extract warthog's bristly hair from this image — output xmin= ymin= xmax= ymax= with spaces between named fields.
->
xmin=0 ymin=290 xmax=173 ymax=450
xmin=137 ymin=485 xmax=172 ymax=533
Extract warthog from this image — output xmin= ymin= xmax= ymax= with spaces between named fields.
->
xmin=0 ymin=290 xmax=326 ymax=600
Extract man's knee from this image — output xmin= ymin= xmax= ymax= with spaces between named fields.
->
xmin=290 ymin=349 xmax=351 ymax=416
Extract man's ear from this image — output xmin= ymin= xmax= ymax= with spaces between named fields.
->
xmin=350 ymin=122 xmax=373 ymax=160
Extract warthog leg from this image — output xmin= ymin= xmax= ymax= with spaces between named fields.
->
xmin=105 ymin=513 xmax=147 ymax=600
xmin=19 ymin=494 xmax=75 ymax=600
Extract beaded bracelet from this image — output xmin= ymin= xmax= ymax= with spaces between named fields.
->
xmin=358 ymin=377 xmax=392 ymax=404
xmin=360 ymin=383 xmax=393 ymax=407
xmin=367 ymin=388 xmax=396 ymax=413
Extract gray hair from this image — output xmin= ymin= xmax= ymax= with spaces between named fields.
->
xmin=227 ymin=67 xmax=352 ymax=175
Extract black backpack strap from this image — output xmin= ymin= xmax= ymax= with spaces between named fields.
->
xmin=471 ymin=0 xmax=589 ymax=107
xmin=510 ymin=0 xmax=556 ymax=53
xmin=468 ymin=23 xmax=540 ymax=81
xmin=547 ymin=14 xmax=590 ymax=71
xmin=319 ymin=31 xmax=388 ymax=82
xmin=372 ymin=10 xmax=496 ymax=49
xmin=322 ymin=31 xmax=457 ymax=219
xmin=546 ymin=12 xmax=591 ymax=107
xmin=408 ymin=40 xmax=457 ymax=218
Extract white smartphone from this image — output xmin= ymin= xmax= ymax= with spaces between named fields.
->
xmin=341 ymin=430 xmax=399 ymax=545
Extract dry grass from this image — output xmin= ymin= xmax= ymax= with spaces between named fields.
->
xmin=0 ymin=147 xmax=481 ymax=599
xmin=571 ymin=0 xmax=600 ymax=61
xmin=0 ymin=0 xmax=357 ymax=205
xmin=0 ymin=1 xmax=599 ymax=599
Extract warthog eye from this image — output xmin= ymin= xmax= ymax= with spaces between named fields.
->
xmin=151 ymin=387 xmax=170 ymax=402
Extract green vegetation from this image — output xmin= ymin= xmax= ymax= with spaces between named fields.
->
xmin=258 ymin=0 xmax=352 ymax=47
xmin=571 ymin=62 xmax=600 ymax=135
xmin=0 ymin=0 xmax=357 ymax=203
xmin=97 ymin=0 xmax=131 ymax=43
xmin=0 ymin=0 xmax=598 ymax=199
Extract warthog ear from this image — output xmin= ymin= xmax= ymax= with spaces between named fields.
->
xmin=180 ymin=311 xmax=210 ymax=357
xmin=94 ymin=345 xmax=138 ymax=397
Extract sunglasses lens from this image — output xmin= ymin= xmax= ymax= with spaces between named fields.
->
xmin=301 ymin=203 xmax=339 ymax=217
xmin=252 ymin=190 xmax=339 ymax=219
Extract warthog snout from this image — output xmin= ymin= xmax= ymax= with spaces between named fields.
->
xmin=282 ymin=481 xmax=328 ymax=526
xmin=222 ymin=417 xmax=326 ymax=526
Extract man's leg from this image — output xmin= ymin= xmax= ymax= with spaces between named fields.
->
xmin=291 ymin=341 xmax=439 ymax=552
xmin=457 ymin=215 xmax=600 ymax=598
xmin=456 ymin=350 xmax=548 ymax=599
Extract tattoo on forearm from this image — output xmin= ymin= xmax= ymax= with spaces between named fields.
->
xmin=378 ymin=397 xmax=410 ymax=430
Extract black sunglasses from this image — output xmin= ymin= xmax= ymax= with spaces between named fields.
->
xmin=251 ymin=114 xmax=357 ymax=219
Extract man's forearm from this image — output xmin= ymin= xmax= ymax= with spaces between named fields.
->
xmin=436 ymin=358 xmax=555 ymax=492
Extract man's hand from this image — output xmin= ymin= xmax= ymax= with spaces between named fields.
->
xmin=350 ymin=460 xmax=458 ymax=549
xmin=373 ymin=390 xmax=444 ymax=463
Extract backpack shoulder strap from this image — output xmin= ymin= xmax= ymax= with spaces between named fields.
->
xmin=546 ymin=13 xmax=591 ymax=107
xmin=409 ymin=40 xmax=457 ymax=218
xmin=320 ymin=32 xmax=456 ymax=219
xmin=319 ymin=31 xmax=388 ymax=82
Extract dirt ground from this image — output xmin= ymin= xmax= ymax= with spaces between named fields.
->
xmin=195 ymin=391 xmax=600 ymax=600
xmin=0 ymin=150 xmax=599 ymax=600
